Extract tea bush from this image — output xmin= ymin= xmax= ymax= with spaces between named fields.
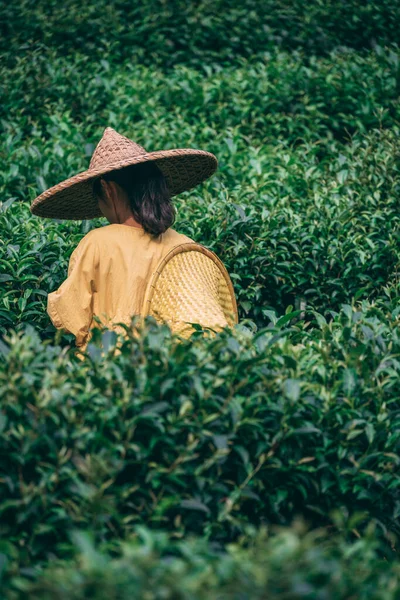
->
xmin=2 ymin=46 xmax=400 ymax=146
xmin=1 ymin=48 xmax=400 ymax=331
xmin=1 ymin=0 xmax=400 ymax=71
xmin=1 ymin=1 xmax=400 ymax=597
xmin=2 ymin=123 xmax=400 ymax=332
xmin=4 ymin=524 xmax=400 ymax=599
xmin=1 ymin=300 xmax=400 ymax=574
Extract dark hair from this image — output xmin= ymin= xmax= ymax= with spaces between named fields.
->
xmin=93 ymin=161 xmax=176 ymax=238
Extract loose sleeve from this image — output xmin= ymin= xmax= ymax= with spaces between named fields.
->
xmin=47 ymin=235 xmax=99 ymax=348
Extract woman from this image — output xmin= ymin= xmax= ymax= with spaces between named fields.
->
xmin=30 ymin=127 xmax=236 ymax=356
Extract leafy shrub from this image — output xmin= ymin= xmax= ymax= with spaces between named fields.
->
xmin=1 ymin=0 xmax=400 ymax=71
xmin=2 ymin=124 xmax=400 ymax=332
xmin=2 ymin=47 xmax=400 ymax=333
xmin=2 ymin=4 xmax=400 ymax=595
xmin=1 ymin=300 xmax=399 ymax=571
xmin=3 ymin=523 xmax=399 ymax=599
xmin=2 ymin=46 xmax=400 ymax=146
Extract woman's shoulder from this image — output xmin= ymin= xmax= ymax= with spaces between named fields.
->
xmin=78 ymin=224 xmax=141 ymax=246
xmin=77 ymin=224 xmax=196 ymax=248
xmin=83 ymin=224 xmax=125 ymax=239
xmin=163 ymin=227 xmax=195 ymax=246
xmin=77 ymin=225 xmax=110 ymax=244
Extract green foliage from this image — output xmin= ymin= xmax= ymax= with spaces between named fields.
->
xmin=1 ymin=303 xmax=399 ymax=575
xmin=1 ymin=0 xmax=400 ymax=71
xmin=2 ymin=2 xmax=400 ymax=596
xmin=2 ymin=123 xmax=400 ymax=331
xmin=0 ymin=202 xmax=93 ymax=337
xmin=2 ymin=45 xmax=400 ymax=147
xmin=2 ymin=47 xmax=400 ymax=330
xmin=3 ymin=523 xmax=400 ymax=599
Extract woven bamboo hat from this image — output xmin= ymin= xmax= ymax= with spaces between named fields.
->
xmin=30 ymin=127 xmax=218 ymax=220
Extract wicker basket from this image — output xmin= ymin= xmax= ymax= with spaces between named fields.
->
xmin=141 ymin=242 xmax=238 ymax=339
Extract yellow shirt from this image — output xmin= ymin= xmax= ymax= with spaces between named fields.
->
xmin=47 ymin=223 xmax=195 ymax=353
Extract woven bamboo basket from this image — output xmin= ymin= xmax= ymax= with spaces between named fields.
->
xmin=141 ymin=242 xmax=238 ymax=339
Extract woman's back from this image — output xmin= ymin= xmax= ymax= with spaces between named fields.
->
xmin=47 ymin=223 xmax=194 ymax=351
xmin=30 ymin=126 xmax=235 ymax=353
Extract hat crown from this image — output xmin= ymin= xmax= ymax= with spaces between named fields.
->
xmin=89 ymin=127 xmax=147 ymax=170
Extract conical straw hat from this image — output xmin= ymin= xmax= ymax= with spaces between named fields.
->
xmin=30 ymin=127 xmax=218 ymax=220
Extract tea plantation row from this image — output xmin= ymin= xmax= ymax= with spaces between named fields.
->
xmin=1 ymin=299 xmax=400 ymax=556
xmin=4 ymin=524 xmax=400 ymax=599
xmin=1 ymin=48 xmax=400 ymax=332
xmin=1 ymin=301 xmax=400 ymax=593
xmin=1 ymin=3 xmax=400 ymax=597
xmin=2 ymin=0 xmax=400 ymax=70
xmin=3 ymin=46 xmax=400 ymax=146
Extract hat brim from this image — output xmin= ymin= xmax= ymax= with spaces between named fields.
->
xmin=29 ymin=149 xmax=218 ymax=220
